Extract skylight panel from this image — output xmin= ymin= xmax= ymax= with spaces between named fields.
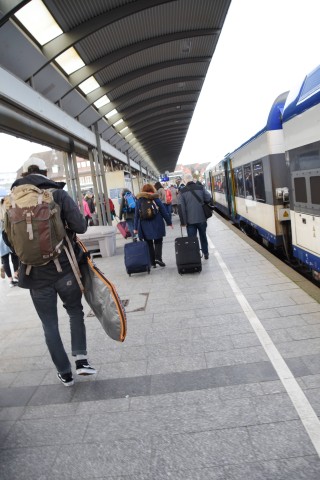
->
xmin=105 ymin=109 xmax=118 ymax=119
xmin=55 ymin=48 xmax=85 ymax=74
xmin=94 ymin=96 xmax=111 ymax=108
xmin=15 ymin=0 xmax=63 ymax=46
xmin=113 ymin=119 xmax=124 ymax=127
xmin=78 ymin=77 xmax=100 ymax=94
xmin=119 ymin=126 xmax=129 ymax=135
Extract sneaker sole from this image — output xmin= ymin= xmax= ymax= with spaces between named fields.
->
xmin=57 ymin=374 xmax=74 ymax=386
xmin=76 ymin=368 xmax=97 ymax=376
xmin=58 ymin=379 xmax=74 ymax=387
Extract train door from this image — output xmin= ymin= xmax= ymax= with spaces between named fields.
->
xmin=224 ymin=157 xmax=236 ymax=219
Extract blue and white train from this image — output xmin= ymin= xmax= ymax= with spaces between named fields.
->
xmin=205 ymin=64 xmax=320 ymax=281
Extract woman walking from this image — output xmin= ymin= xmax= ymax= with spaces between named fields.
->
xmin=134 ymin=184 xmax=172 ymax=267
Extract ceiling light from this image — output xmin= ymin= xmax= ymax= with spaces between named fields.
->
xmin=15 ymin=0 xmax=63 ymax=46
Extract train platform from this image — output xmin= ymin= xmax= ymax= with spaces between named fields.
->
xmin=1 ymin=211 xmax=320 ymax=479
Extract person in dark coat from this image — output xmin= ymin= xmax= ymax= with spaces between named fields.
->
xmin=178 ymin=173 xmax=212 ymax=260
xmin=4 ymin=157 xmax=96 ymax=387
xmin=133 ymin=183 xmax=173 ymax=267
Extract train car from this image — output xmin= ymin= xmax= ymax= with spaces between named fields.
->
xmin=208 ymin=92 xmax=291 ymax=250
xmin=282 ymin=65 xmax=320 ymax=280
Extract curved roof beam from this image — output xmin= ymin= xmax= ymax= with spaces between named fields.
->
xmin=67 ymin=29 xmax=217 ymax=87
xmin=125 ymin=105 xmax=194 ymax=132
xmin=41 ymin=0 xmax=176 ymax=62
xmin=100 ymin=77 xmax=200 ymax=121
xmin=121 ymin=110 xmax=193 ymax=134
xmin=85 ymin=57 xmax=210 ymax=104
xmin=99 ymin=88 xmax=199 ymax=117
xmin=124 ymin=101 xmax=196 ymax=124
xmin=137 ymin=126 xmax=189 ymax=142
xmin=131 ymin=113 xmax=192 ymax=136
xmin=137 ymin=129 xmax=187 ymax=144
xmin=0 ymin=0 xmax=30 ymax=26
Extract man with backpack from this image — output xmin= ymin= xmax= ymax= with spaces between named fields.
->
xmin=119 ymin=188 xmax=136 ymax=238
xmin=3 ymin=157 xmax=96 ymax=386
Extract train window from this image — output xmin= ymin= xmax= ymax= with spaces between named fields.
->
xmin=253 ymin=161 xmax=266 ymax=202
xmin=244 ymin=164 xmax=254 ymax=199
xmin=310 ymin=176 xmax=320 ymax=204
xmin=294 ymin=177 xmax=307 ymax=203
xmin=214 ymin=174 xmax=224 ymax=193
xmin=234 ymin=167 xmax=245 ymax=197
xmin=291 ymin=148 xmax=319 ymax=172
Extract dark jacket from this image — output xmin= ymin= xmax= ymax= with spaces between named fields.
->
xmin=8 ymin=174 xmax=87 ymax=289
xmin=178 ymin=181 xmax=212 ymax=225
xmin=134 ymin=192 xmax=171 ymax=240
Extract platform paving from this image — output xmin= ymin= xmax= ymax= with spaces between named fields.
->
xmin=1 ymin=212 xmax=320 ymax=479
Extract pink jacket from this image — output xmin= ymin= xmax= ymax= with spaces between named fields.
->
xmin=82 ymin=199 xmax=92 ymax=217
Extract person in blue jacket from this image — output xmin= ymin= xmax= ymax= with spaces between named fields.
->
xmin=133 ymin=183 xmax=173 ymax=267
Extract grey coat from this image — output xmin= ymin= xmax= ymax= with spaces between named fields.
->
xmin=178 ymin=182 xmax=212 ymax=225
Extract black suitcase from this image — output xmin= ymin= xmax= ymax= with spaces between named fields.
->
xmin=175 ymin=235 xmax=202 ymax=274
xmin=124 ymin=241 xmax=151 ymax=276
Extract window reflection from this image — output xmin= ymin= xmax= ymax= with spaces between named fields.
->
xmin=253 ymin=161 xmax=266 ymax=202
xmin=244 ymin=164 xmax=254 ymax=199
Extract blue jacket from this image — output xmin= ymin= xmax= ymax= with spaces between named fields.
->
xmin=134 ymin=192 xmax=171 ymax=240
xmin=178 ymin=181 xmax=212 ymax=225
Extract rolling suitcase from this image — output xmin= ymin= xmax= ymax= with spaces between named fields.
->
xmin=117 ymin=220 xmax=131 ymax=239
xmin=124 ymin=240 xmax=151 ymax=276
xmin=175 ymin=228 xmax=202 ymax=274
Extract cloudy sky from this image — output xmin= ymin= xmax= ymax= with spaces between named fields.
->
xmin=1 ymin=0 xmax=320 ymax=173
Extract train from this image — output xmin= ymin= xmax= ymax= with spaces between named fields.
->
xmin=205 ymin=64 xmax=320 ymax=282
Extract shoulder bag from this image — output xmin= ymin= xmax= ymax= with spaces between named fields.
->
xmin=189 ymin=189 xmax=214 ymax=219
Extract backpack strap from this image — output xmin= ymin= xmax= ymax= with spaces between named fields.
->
xmin=63 ymin=235 xmax=84 ymax=293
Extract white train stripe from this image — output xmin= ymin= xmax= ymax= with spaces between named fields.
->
xmin=208 ymin=235 xmax=320 ymax=457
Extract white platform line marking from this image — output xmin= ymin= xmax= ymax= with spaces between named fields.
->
xmin=208 ymin=237 xmax=320 ymax=457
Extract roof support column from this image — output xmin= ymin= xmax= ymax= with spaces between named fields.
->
xmin=126 ymin=151 xmax=134 ymax=194
xmin=94 ymin=123 xmax=111 ymax=225
xmin=65 ymin=151 xmax=83 ymax=214
xmin=71 ymin=151 xmax=84 ymax=215
xmin=88 ymin=148 xmax=102 ymax=226
xmin=62 ymin=151 xmax=72 ymax=194
xmin=92 ymin=148 xmax=107 ymax=225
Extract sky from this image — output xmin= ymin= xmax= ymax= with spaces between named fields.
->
xmin=1 ymin=0 xmax=320 ymax=173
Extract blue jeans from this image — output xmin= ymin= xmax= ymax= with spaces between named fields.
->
xmin=126 ymin=218 xmax=135 ymax=237
xmin=30 ymin=271 xmax=87 ymax=374
xmin=186 ymin=222 xmax=209 ymax=256
xmin=164 ymin=204 xmax=172 ymax=223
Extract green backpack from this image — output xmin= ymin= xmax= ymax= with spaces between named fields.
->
xmin=4 ymin=185 xmax=66 ymax=274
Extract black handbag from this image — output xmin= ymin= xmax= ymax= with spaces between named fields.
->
xmin=189 ymin=189 xmax=214 ymax=219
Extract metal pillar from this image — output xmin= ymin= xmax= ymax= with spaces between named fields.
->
xmin=94 ymin=123 xmax=112 ymax=225
xmin=71 ymin=151 xmax=84 ymax=214
xmin=93 ymin=148 xmax=107 ymax=225
xmin=126 ymin=151 xmax=134 ymax=194
xmin=62 ymin=152 xmax=72 ymax=194
xmin=88 ymin=148 xmax=102 ymax=226
xmin=66 ymin=152 xmax=78 ymax=205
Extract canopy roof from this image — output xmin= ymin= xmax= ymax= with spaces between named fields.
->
xmin=0 ymin=0 xmax=231 ymax=174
